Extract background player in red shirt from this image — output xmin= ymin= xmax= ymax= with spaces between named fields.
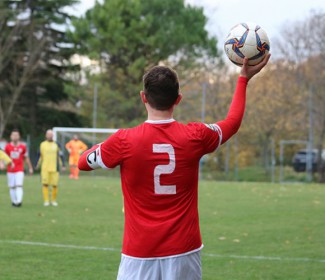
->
xmin=5 ymin=129 xmax=33 ymax=207
xmin=78 ymin=56 xmax=270 ymax=280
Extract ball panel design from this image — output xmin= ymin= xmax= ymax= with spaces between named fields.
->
xmin=224 ymin=22 xmax=270 ymax=66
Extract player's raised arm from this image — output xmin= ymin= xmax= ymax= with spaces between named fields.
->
xmin=216 ymin=54 xmax=271 ymax=144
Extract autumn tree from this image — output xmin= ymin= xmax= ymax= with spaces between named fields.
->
xmin=276 ymin=10 xmax=325 ymax=182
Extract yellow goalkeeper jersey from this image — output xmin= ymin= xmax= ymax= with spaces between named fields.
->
xmin=0 ymin=149 xmax=12 ymax=164
xmin=38 ymin=141 xmax=63 ymax=172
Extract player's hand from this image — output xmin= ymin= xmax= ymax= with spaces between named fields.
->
xmin=0 ymin=161 xmax=4 ymax=170
xmin=29 ymin=167 xmax=34 ymax=175
xmin=240 ymin=53 xmax=271 ymax=80
xmin=62 ymin=166 xmax=66 ymax=172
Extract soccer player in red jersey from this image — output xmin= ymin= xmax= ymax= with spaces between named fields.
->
xmin=79 ymin=55 xmax=270 ymax=279
xmin=4 ymin=129 xmax=33 ymax=207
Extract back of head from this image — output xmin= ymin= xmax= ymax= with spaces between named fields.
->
xmin=143 ymin=66 xmax=179 ymax=111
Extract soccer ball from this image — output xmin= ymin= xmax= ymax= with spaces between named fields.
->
xmin=224 ymin=22 xmax=270 ymax=66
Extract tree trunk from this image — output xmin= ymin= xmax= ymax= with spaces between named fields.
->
xmin=0 ymin=78 xmax=27 ymax=138
xmin=0 ymin=35 xmax=47 ymax=138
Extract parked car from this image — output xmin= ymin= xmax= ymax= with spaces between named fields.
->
xmin=292 ymin=149 xmax=325 ymax=172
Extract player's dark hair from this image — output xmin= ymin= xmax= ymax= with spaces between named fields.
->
xmin=11 ymin=129 xmax=20 ymax=134
xmin=143 ymin=66 xmax=179 ymax=111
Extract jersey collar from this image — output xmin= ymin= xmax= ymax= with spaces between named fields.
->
xmin=10 ymin=142 xmax=21 ymax=146
xmin=145 ymin=118 xmax=175 ymax=124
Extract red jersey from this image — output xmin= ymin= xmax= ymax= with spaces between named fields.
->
xmin=100 ymin=120 xmax=221 ymax=258
xmin=79 ymin=76 xmax=248 ymax=258
xmin=5 ymin=142 xmax=28 ymax=173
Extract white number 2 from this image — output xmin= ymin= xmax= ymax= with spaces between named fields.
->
xmin=153 ymin=144 xmax=176 ymax=195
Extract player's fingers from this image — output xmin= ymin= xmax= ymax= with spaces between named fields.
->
xmin=242 ymin=57 xmax=249 ymax=68
xmin=254 ymin=53 xmax=271 ymax=72
xmin=261 ymin=53 xmax=271 ymax=66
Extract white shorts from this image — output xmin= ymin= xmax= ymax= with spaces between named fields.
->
xmin=7 ymin=172 xmax=24 ymax=188
xmin=117 ymin=250 xmax=202 ymax=280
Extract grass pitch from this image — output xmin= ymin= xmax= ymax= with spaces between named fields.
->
xmin=0 ymin=174 xmax=324 ymax=280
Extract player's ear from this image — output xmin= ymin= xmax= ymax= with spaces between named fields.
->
xmin=175 ymin=93 xmax=182 ymax=105
xmin=140 ymin=91 xmax=148 ymax=104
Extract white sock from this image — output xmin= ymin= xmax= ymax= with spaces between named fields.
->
xmin=9 ymin=187 xmax=17 ymax=204
xmin=16 ymin=186 xmax=23 ymax=204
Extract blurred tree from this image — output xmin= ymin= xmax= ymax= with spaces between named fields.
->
xmin=0 ymin=0 xmax=82 ymax=143
xmin=276 ymin=10 xmax=325 ymax=182
xmin=242 ymin=61 xmax=305 ymax=170
xmin=70 ymin=0 xmax=218 ymax=127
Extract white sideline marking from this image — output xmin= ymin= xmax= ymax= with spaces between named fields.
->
xmin=0 ymin=240 xmax=120 ymax=252
xmin=202 ymin=252 xmax=325 ymax=263
xmin=1 ymin=240 xmax=324 ymax=263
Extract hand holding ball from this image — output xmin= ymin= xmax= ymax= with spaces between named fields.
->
xmin=224 ymin=22 xmax=270 ymax=66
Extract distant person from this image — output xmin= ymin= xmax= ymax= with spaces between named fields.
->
xmin=65 ymin=135 xmax=87 ymax=180
xmin=0 ymin=148 xmax=14 ymax=204
xmin=78 ymin=56 xmax=270 ymax=280
xmin=0 ymin=148 xmax=13 ymax=171
xmin=4 ymin=129 xmax=33 ymax=207
xmin=36 ymin=129 xmax=65 ymax=206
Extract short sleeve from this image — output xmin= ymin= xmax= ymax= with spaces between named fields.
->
xmin=189 ymin=123 xmax=222 ymax=154
xmin=100 ymin=130 xmax=124 ymax=168
xmin=23 ymin=145 xmax=28 ymax=157
xmin=194 ymin=123 xmax=223 ymax=154
xmin=186 ymin=122 xmax=222 ymax=155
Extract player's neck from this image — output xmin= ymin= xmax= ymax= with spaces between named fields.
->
xmin=11 ymin=141 xmax=19 ymax=146
xmin=146 ymin=105 xmax=174 ymax=121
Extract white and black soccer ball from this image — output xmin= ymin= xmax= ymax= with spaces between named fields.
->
xmin=224 ymin=22 xmax=270 ymax=66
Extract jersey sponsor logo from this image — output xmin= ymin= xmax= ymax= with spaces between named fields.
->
xmin=10 ymin=151 xmax=20 ymax=159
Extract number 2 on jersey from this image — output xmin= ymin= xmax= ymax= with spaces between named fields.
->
xmin=153 ymin=144 xmax=176 ymax=194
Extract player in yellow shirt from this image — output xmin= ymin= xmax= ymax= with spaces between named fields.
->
xmin=36 ymin=129 xmax=65 ymax=207
xmin=65 ymin=135 xmax=87 ymax=180
xmin=0 ymin=148 xmax=13 ymax=169
xmin=0 ymin=149 xmax=14 ymax=203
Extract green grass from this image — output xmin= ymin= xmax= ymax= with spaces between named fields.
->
xmin=0 ymin=174 xmax=324 ymax=279
xmin=202 ymin=165 xmax=312 ymax=183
